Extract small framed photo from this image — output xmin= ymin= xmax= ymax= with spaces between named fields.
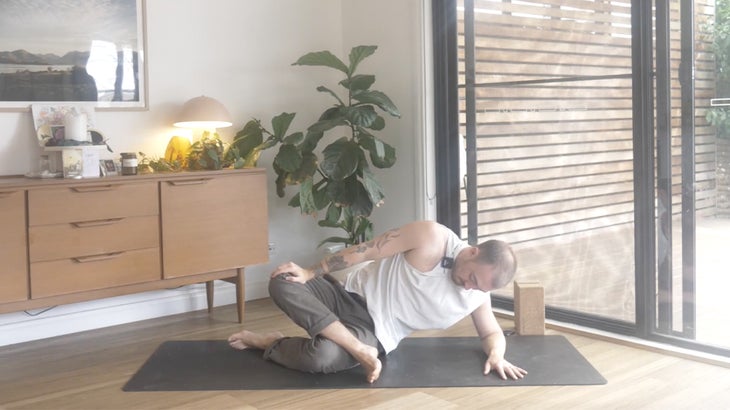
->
xmin=50 ymin=125 xmax=66 ymax=143
xmin=99 ymin=159 xmax=119 ymax=176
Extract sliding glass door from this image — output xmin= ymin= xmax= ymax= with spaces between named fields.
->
xmin=434 ymin=0 xmax=730 ymax=355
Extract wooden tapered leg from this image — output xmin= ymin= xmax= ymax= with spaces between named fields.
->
xmin=235 ymin=268 xmax=245 ymax=323
xmin=205 ymin=281 xmax=215 ymax=313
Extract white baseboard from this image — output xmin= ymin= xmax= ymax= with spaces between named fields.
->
xmin=0 ymin=279 xmax=269 ymax=348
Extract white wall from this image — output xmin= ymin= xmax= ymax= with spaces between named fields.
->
xmin=0 ymin=0 xmax=432 ymax=346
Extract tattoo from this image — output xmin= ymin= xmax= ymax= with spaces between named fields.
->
xmin=317 ymin=228 xmax=402 ymax=275
xmin=325 ymin=255 xmax=348 ymax=271
xmin=311 ymin=264 xmax=326 ymax=276
xmin=372 ymin=228 xmax=400 ymax=251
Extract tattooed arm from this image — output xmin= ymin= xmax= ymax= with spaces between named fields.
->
xmin=270 ymin=220 xmax=446 ymax=283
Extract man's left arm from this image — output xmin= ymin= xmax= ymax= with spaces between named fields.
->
xmin=471 ymin=299 xmax=527 ymax=380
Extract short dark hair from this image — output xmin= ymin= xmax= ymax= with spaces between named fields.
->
xmin=475 ymin=239 xmax=517 ymax=289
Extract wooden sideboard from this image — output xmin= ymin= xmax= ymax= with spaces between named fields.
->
xmin=0 ymin=168 xmax=268 ymax=323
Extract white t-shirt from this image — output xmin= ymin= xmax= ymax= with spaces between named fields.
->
xmin=343 ymin=230 xmax=491 ymax=353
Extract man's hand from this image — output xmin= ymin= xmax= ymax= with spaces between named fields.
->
xmin=271 ymin=262 xmax=314 ymax=284
xmin=484 ymin=356 xmax=527 ymax=380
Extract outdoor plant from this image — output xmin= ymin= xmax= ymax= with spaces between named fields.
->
xmin=227 ymin=45 xmax=401 ymax=246
xmin=706 ymin=0 xmax=730 ymax=138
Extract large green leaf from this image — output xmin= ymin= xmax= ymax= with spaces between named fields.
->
xmin=308 ymin=117 xmax=348 ymax=134
xmin=366 ymin=116 xmax=385 ymax=131
xmin=316 ymin=86 xmax=345 ymax=105
xmin=321 ymin=138 xmax=361 ymax=180
xmin=293 ymin=50 xmax=349 ymax=74
xmin=320 ymin=106 xmax=342 ymax=120
xmin=287 ymin=152 xmax=318 ymax=183
xmin=358 ymin=133 xmax=396 ymax=168
xmin=348 ymin=45 xmax=377 ymax=74
xmin=347 ymin=179 xmax=374 ymax=217
xmin=230 ymin=120 xmax=264 ymax=157
xmin=298 ymin=178 xmax=317 ymax=215
xmin=326 ymin=176 xmax=373 ymax=217
xmin=312 ymin=180 xmax=330 ymax=210
xmin=361 ymin=166 xmax=385 ymax=207
xmin=353 ymin=90 xmax=401 ymax=118
xmin=317 ymin=236 xmax=352 ymax=248
xmin=300 ymin=130 xmax=325 ymax=153
xmin=344 ymin=105 xmax=378 ymax=128
xmin=322 ymin=203 xmax=342 ymax=227
xmin=341 ymin=75 xmax=375 ymax=92
xmin=273 ymin=144 xmax=302 ymax=173
xmin=271 ymin=112 xmax=296 ymax=139
xmin=283 ymin=131 xmax=304 ymax=145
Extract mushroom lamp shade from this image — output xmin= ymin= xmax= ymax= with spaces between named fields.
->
xmin=174 ymin=96 xmax=233 ymax=129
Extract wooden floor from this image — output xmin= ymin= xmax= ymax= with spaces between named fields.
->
xmin=2 ymin=298 xmax=730 ymax=410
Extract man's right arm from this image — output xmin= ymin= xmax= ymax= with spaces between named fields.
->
xmin=270 ymin=221 xmax=441 ymax=283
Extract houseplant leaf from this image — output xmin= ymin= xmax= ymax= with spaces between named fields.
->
xmin=348 ymin=45 xmax=377 ymax=74
xmin=326 ymin=176 xmax=373 ymax=217
xmin=272 ymin=112 xmax=296 ymax=139
xmin=293 ymin=50 xmax=349 ymax=74
xmin=299 ymin=130 xmax=324 ymax=153
xmin=308 ymin=116 xmax=348 ymax=133
xmin=229 ymin=119 xmax=264 ymax=159
xmin=341 ymin=74 xmax=375 ymax=92
xmin=344 ymin=105 xmax=379 ymax=128
xmin=353 ymin=90 xmax=401 ymax=118
xmin=298 ymin=177 xmax=317 ymax=215
xmin=320 ymin=203 xmax=342 ymax=227
xmin=361 ymin=166 xmax=385 ymax=207
xmin=358 ymin=133 xmax=396 ymax=168
xmin=321 ymin=138 xmax=360 ymax=180
xmin=283 ymin=131 xmax=304 ymax=145
xmin=316 ymin=86 xmax=345 ymax=105
xmin=274 ymin=144 xmax=302 ymax=172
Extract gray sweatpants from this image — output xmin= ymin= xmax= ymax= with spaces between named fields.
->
xmin=264 ymin=274 xmax=383 ymax=373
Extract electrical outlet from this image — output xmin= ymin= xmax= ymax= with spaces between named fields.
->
xmin=268 ymin=242 xmax=276 ymax=256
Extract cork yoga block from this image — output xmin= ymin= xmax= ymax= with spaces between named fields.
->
xmin=514 ymin=281 xmax=545 ymax=335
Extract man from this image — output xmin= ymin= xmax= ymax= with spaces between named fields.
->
xmin=228 ymin=220 xmax=527 ymax=383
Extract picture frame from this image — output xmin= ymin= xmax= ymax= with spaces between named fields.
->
xmin=0 ymin=0 xmax=148 ymax=111
xmin=99 ymin=159 xmax=119 ymax=176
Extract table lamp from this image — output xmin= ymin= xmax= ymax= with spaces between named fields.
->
xmin=174 ymin=95 xmax=233 ymax=140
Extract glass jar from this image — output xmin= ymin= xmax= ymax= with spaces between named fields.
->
xmin=120 ymin=152 xmax=138 ymax=176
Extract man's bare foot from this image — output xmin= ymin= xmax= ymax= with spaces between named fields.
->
xmin=353 ymin=345 xmax=382 ymax=383
xmin=227 ymin=330 xmax=284 ymax=350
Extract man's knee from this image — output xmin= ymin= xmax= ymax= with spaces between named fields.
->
xmin=302 ymin=338 xmax=355 ymax=373
xmin=268 ymin=274 xmax=295 ymax=302
xmin=266 ymin=336 xmax=355 ymax=374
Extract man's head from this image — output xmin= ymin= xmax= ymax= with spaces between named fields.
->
xmin=450 ymin=239 xmax=517 ymax=292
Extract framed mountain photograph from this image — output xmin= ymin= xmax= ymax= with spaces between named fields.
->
xmin=0 ymin=0 xmax=147 ymax=111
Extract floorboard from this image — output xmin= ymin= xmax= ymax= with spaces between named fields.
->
xmin=1 ymin=298 xmax=729 ymax=409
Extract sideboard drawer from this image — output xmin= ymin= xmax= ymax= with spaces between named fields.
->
xmin=28 ymin=182 xmax=158 ymax=226
xmin=29 ymin=215 xmax=160 ymax=263
xmin=30 ymin=247 xmax=161 ymax=298
xmin=0 ymin=189 xmax=28 ymax=303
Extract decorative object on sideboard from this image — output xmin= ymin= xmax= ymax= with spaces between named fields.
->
xmin=28 ymin=103 xmax=111 ymax=179
xmin=174 ymin=95 xmax=233 ymax=171
xmin=174 ymin=95 xmax=233 ymax=132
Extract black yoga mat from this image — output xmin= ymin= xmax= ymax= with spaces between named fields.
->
xmin=123 ymin=335 xmax=606 ymax=391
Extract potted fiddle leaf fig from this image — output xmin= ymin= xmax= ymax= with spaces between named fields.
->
xmin=227 ymin=45 xmax=400 ymax=246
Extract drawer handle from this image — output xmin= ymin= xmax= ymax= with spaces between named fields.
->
xmin=167 ymin=179 xmax=211 ymax=186
xmin=71 ymin=185 xmax=118 ymax=193
xmin=72 ymin=252 xmax=123 ymax=263
xmin=0 ymin=190 xmax=16 ymax=198
xmin=71 ymin=218 xmax=125 ymax=228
